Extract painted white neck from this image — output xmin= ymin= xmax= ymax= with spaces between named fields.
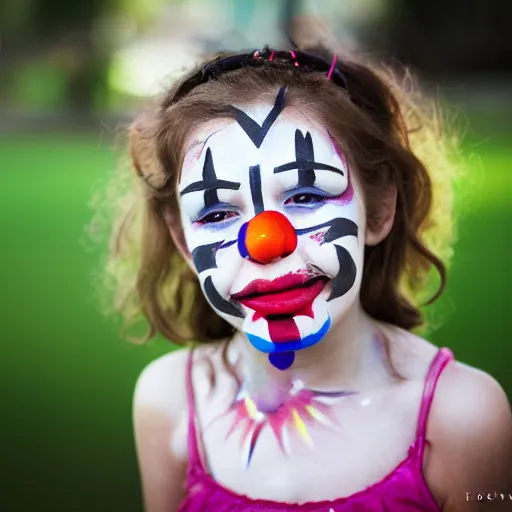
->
xmin=231 ymin=303 xmax=388 ymax=411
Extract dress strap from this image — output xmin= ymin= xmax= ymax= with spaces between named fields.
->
xmin=413 ymin=347 xmax=454 ymax=466
xmin=185 ymin=349 xmax=206 ymax=477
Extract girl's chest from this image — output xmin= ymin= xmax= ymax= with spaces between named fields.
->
xmin=196 ymin=383 xmax=422 ymax=503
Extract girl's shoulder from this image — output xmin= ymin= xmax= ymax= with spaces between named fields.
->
xmin=389 ymin=328 xmax=511 ymax=505
xmin=133 ymin=342 xmax=229 ymax=417
xmin=424 ymin=348 xmax=511 ymax=447
xmin=132 ymin=343 xmax=228 ymax=466
xmin=390 ymin=325 xmax=507 ymax=406
xmin=391 ymin=326 xmax=508 ymax=417
xmin=423 ymin=354 xmax=512 ymax=506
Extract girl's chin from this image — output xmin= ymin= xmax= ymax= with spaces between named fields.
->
xmin=241 ymin=300 xmax=331 ymax=354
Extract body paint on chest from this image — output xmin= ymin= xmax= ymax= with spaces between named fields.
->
xmin=225 ymin=380 xmax=356 ymax=468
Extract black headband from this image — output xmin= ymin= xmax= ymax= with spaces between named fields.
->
xmin=172 ymin=46 xmax=348 ymax=103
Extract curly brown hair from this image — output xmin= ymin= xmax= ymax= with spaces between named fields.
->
xmin=89 ymin=38 xmax=461 ymax=346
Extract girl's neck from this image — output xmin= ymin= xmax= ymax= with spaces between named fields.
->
xmin=230 ymin=303 xmax=394 ymax=408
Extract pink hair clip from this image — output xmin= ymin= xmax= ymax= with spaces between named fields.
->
xmin=289 ymin=50 xmax=300 ymax=67
xmin=327 ymin=54 xmax=337 ymax=80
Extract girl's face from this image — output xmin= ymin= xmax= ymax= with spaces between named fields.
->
xmin=176 ymin=92 xmax=368 ymax=365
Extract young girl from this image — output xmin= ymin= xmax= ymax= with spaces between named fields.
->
xmin=101 ymin=27 xmax=512 ymax=512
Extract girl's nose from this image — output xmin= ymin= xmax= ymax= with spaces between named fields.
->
xmin=238 ymin=211 xmax=298 ymax=264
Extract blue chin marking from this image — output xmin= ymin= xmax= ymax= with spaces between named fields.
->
xmin=246 ymin=316 xmax=331 ymax=354
xmin=269 ymin=351 xmax=295 ymax=370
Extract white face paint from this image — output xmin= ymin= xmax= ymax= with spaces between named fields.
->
xmin=178 ymin=99 xmax=366 ymax=368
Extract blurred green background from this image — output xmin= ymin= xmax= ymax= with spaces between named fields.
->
xmin=1 ymin=0 xmax=510 ymax=510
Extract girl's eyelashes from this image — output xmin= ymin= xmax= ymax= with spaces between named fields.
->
xmin=196 ymin=211 xmax=238 ymax=224
xmin=285 ymin=193 xmax=324 ymax=206
xmin=192 ymin=187 xmax=338 ymax=225
xmin=283 ymin=186 xmax=336 ymax=209
xmin=194 ymin=203 xmax=240 ymax=225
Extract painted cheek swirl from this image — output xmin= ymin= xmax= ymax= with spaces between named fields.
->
xmin=296 ymin=218 xmax=358 ymax=302
xmin=191 ymin=242 xmax=244 ymax=318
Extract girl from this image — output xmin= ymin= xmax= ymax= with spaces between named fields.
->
xmin=100 ymin=26 xmax=512 ymax=512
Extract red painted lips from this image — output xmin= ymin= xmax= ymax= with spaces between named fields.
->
xmin=231 ymin=273 xmax=328 ymax=316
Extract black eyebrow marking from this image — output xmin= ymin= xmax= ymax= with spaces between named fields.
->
xmin=249 ymin=165 xmax=264 ymax=215
xmin=231 ymin=87 xmax=286 ymax=148
xmin=180 ymin=147 xmax=241 ymax=197
xmin=180 ymin=180 xmax=240 ymax=195
xmin=274 ymin=129 xmax=345 ymax=177
xmin=273 ymin=161 xmax=344 ymax=176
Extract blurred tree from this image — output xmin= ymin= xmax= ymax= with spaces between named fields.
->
xmin=0 ymin=0 xmax=170 ymax=114
xmin=1 ymin=0 xmax=114 ymax=113
xmin=282 ymin=0 xmax=301 ymax=38
xmin=30 ymin=0 xmax=117 ymax=112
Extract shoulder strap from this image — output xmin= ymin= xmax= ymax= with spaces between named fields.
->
xmin=185 ymin=349 xmax=206 ymax=475
xmin=414 ymin=347 xmax=454 ymax=465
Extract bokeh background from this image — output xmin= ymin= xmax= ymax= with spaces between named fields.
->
xmin=1 ymin=0 xmax=510 ymax=510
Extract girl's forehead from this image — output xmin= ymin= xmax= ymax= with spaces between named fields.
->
xmin=181 ymin=107 xmax=335 ymax=183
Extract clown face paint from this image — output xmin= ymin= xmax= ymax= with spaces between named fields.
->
xmin=178 ymin=88 xmax=364 ymax=369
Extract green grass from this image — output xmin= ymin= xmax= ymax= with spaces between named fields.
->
xmin=1 ymin=127 xmax=510 ymax=511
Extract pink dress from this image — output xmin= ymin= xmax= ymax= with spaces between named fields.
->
xmin=178 ymin=347 xmax=454 ymax=511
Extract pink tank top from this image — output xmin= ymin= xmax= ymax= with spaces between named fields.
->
xmin=178 ymin=347 xmax=454 ymax=511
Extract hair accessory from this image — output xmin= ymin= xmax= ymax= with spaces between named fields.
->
xmin=327 ymin=54 xmax=337 ymax=80
xmin=171 ymin=47 xmax=348 ymax=105
xmin=289 ymin=50 xmax=300 ymax=67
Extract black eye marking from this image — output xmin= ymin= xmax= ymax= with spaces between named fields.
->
xmin=200 ymin=218 xmax=358 ymax=256
xmin=295 ymin=218 xmax=358 ymax=243
xmin=231 ymin=87 xmax=286 ymax=148
xmin=204 ymin=276 xmax=244 ymax=318
xmin=193 ymin=218 xmax=357 ymax=311
xmin=191 ymin=240 xmax=238 ymax=274
xmin=191 ymin=241 xmax=225 ymax=273
xmin=327 ymin=245 xmax=357 ymax=301
xmin=249 ymin=165 xmax=264 ymax=215
xmin=180 ymin=148 xmax=240 ymax=198
xmin=220 ymin=240 xmax=237 ymax=249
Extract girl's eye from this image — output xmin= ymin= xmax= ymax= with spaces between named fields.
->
xmin=197 ymin=211 xmax=238 ymax=224
xmin=285 ymin=193 xmax=324 ymax=206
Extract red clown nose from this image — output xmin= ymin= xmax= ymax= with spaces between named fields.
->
xmin=238 ymin=211 xmax=298 ymax=264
